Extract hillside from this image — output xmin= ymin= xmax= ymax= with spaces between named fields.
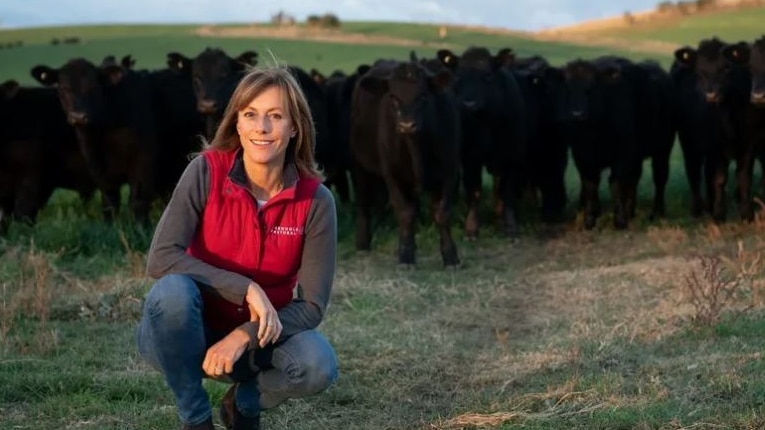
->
xmin=533 ymin=3 xmax=765 ymax=54
xmin=0 ymin=23 xmax=660 ymax=85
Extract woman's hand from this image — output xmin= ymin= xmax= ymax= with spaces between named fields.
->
xmin=246 ymin=282 xmax=283 ymax=347
xmin=202 ymin=328 xmax=249 ymax=376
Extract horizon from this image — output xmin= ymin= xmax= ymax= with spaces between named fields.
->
xmin=0 ymin=1 xmax=661 ymax=32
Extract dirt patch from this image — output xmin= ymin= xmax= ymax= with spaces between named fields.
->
xmin=195 ymin=25 xmax=456 ymax=49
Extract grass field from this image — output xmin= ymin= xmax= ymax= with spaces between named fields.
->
xmin=535 ymin=5 xmax=765 ymax=57
xmin=2 ymin=21 xmax=765 ymax=430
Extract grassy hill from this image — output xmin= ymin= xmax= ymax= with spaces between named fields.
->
xmin=534 ymin=5 xmax=765 ymax=55
xmin=0 ymin=22 xmax=665 ymax=85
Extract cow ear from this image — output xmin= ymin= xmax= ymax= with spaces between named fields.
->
xmin=121 ymin=55 xmax=136 ymax=69
xmin=236 ymin=50 xmax=258 ymax=68
xmin=410 ymin=50 xmax=419 ymax=63
xmin=494 ymin=48 xmax=515 ymax=69
xmin=31 ymin=65 xmax=59 ymax=86
xmin=356 ymin=64 xmax=371 ymax=76
xmin=0 ymin=79 xmax=20 ymax=100
xmin=674 ymin=47 xmax=697 ymax=66
xmin=167 ymin=52 xmax=191 ymax=72
xmin=310 ymin=68 xmax=326 ymax=85
xmin=722 ymin=42 xmax=750 ymax=64
xmin=358 ymin=75 xmax=389 ymax=95
xmin=437 ymin=49 xmax=458 ymax=70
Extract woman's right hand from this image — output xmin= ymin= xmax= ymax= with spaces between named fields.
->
xmin=245 ymin=282 xmax=283 ymax=347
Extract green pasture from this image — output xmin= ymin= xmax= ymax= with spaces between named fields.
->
xmin=594 ymin=6 xmax=765 ymax=45
xmin=1 ymin=23 xmax=765 ymax=430
xmin=0 ymin=22 xmax=666 ymax=86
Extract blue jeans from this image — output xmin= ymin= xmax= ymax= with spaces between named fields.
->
xmin=135 ymin=274 xmax=338 ymax=426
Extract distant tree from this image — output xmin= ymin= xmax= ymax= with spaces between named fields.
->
xmin=695 ymin=0 xmax=717 ymax=10
xmin=656 ymin=1 xmax=676 ymax=13
xmin=623 ymin=10 xmax=637 ymax=25
xmin=306 ymin=14 xmax=321 ymax=27
xmin=270 ymin=10 xmax=296 ymax=26
xmin=676 ymin=0 xmax=695 ymax=14
xmin=305 ymin=13 xmax=341 ymax=28
xmin=320 ymin=13 xmax=341 ymax=28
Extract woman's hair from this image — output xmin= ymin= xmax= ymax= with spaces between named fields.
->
xmin=206 ymin=65 xmax=323 ymax=180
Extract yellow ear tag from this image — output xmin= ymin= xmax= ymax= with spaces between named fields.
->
xmin=445 ymin=56 xmax=451 ymax=64
xmin=40 ymin=72 xmax=47 ymax=80
xmin=177 ymin=61 xmax=184 ymax=69
xmin=683 ymin=52 xmax=689 ymax=60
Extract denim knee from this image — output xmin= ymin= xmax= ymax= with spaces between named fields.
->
xmin=144 ymin=274 xmax=202 ymax=321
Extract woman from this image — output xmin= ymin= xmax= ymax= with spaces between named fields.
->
xmin=136 ymin=65 xmax=338 ymax=430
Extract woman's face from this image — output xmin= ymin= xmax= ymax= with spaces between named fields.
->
xmin=236 ymin=85 xmax=295 ymax=171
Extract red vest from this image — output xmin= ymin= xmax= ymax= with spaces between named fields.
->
xmin=187 ymin=149 xmax=321 ymax=332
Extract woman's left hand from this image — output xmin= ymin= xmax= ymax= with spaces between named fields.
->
xmin=202 ymin=329 xmax=250 ymax=377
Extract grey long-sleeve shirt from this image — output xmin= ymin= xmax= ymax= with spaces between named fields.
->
xmin=145 ymin=153 xmax=337 ymax=348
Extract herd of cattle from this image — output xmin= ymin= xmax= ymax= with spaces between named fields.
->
xmin=2 ymin=36 xmax=765 ymax=266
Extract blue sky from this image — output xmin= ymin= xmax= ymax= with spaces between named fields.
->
xmin=1 ymin=1 xmax=661 ymax=32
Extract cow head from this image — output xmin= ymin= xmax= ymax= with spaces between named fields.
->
xmin=191 ymin=48 xmax=258 ymax=116
xmin=724 ymin=38 xmax=765 ymax=107
xmin=676 ymin=38 xmax=733 ymax=104
xmin=31 ymin=58 xmax=117 ymax=126
xmin=560 ymin=59 xmax=599 ymax=121
xmin=441 ymin=47 xmax=503 ymax=113
xmin=0 ymin=80 xmax=20 ymax=100
xmin=360 ymin=61 xmax=451 ymax=135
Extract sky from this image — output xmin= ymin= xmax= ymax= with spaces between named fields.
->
xmin=1 ymin=1 xmax=661 ymax=32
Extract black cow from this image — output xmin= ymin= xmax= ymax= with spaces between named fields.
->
xmin=31 ymin=56 xmax=159 ymax=222
xmin=0 ymin=80 xmax=95 ymax=233
xmin=551 ymin=56 xmax=659 ymax=230
xmin=318 ymin=65 xmax=370 ymax=203
xmin=510 ymin=55 xmax=569 ymax=223
xmin=167 ymin=48 xmax=258 ymax=139
xmin=718 ymin=36 xmax=765 ymax=220
xmin=149 ymin=53 xmax=207 ymax=198
xmin=437 ymin=47 xmax=527 ymax=240
xmin=350 ymin=58 xmax=461 ymax=267
xmin=672 ymin=37 xmax=748 ymax=222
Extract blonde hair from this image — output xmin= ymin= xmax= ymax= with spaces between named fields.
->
xmin=206 ymin=65 xmax=323 ymax=180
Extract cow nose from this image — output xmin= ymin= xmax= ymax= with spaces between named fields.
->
xmin=397 ymin=120 xmax=417 ymax=134
xmin=68 ymin=111 xmax=89 ymax=125
xmin=751 ymin=91 xmax=765 ymax=105
xmin=197 ymin=99 xmax=218 ymax=114
xmin=463 ymin=100 xmax=479 ymax=111
xmin=705 ymin=92 xmax=720 ymax=103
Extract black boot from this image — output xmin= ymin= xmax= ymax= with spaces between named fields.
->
xmin=220 ymin=384 xmax=261 ymax=430
xmin=182 ymin=417 xmax=214 ymax=430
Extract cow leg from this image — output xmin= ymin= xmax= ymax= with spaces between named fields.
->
xmin=333 ymin=169 xmax=352 ymax=204
xmin=431 ymin=189 xmax=460 ymax=268
xmin=0 ymin=195 xmax=13 ymax=235
xmin=650 ymin=150 xmax=671 ymax=220
xmin=496 ymin=173 xmax=520 ymax=240
xmin=680 ymin=136 xmax=704 ymax=217
xmin=462 ymin=159 xmax=483 ymax=241
xmin=580 ymin=173 xmax=600 ymax=230
xmin=351 ymin=166 xmax=375 ymax=251
xmin=13 ymin=177 xmax=51 ymax=227
xmin=711 ymin=161 xmax=729 ymax=224
xmin=736 ymin=153 xmax=755 ymax=222
xmin=101 ymin=187 xmax=122 ymax=222
xmin=387 ymin=186 xmax=417 ymax=268
xmin=609 ymin=178 xmax=628 ymax=230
